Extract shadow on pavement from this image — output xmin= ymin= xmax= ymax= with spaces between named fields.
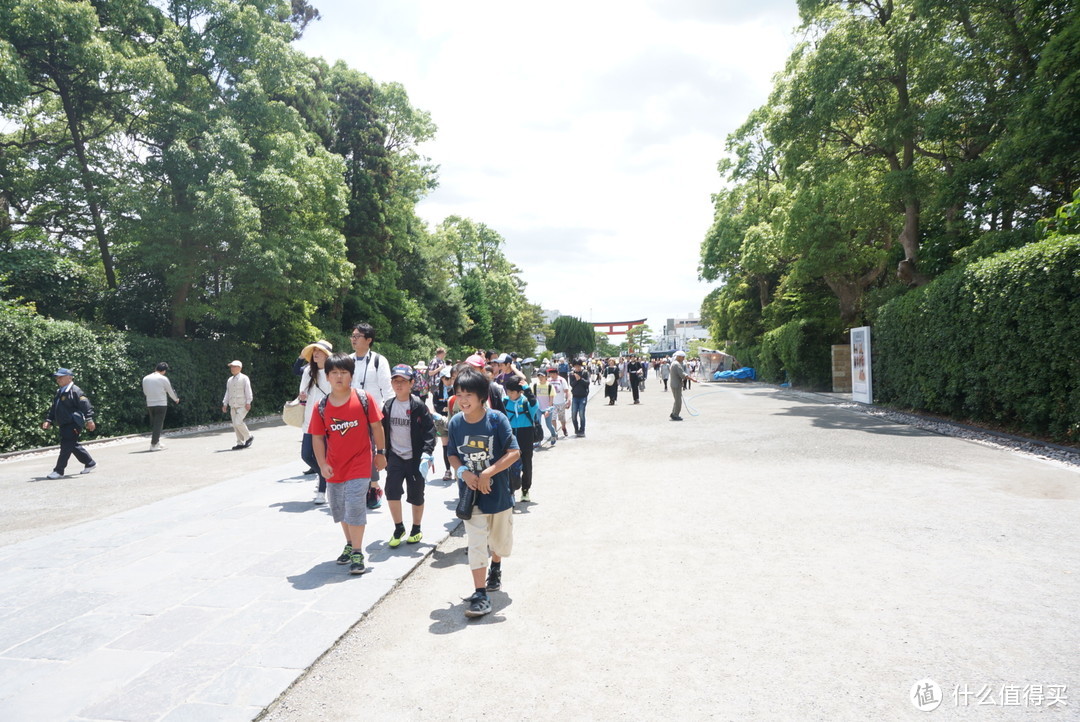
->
xmin=776 ymin=404 xmax=939 ymax=437
xmin=428 ymin=594 xmax=511 ymax=634
xmin=428 ymin=545 xmax=467 ymax=570
xmin=287 ymin=561 xmax=356 ymax=590
xmin=270 ymin=501 xmax=329 ymax=514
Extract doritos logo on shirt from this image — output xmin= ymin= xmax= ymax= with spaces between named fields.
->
xmin=328 ymin=418 xmax=360 ymax=436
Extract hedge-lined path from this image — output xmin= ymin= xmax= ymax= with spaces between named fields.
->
xmin=1 ymin=384 xmax=1078 ymax=720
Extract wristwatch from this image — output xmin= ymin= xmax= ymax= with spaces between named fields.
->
xmin=374 ymin=448 xmax=386 ymax=455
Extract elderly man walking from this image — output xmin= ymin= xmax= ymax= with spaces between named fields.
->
xmin=222 ymin=360 xmax=253 ymax=449
xmin=669 ymin=350 xmax=696 ymax=421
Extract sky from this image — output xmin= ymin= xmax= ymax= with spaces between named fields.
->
xmin=295 ymin=0 xmax=803 ymax=330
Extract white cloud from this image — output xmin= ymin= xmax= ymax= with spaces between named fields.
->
xmin=296 ymin=0 xmax=800 ymax=327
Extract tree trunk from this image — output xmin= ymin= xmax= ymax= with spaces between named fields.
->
xmin=54 ymin=76 xmax=117 ymax=288
xmin=170 ymin=278 xmax=191 ymax=338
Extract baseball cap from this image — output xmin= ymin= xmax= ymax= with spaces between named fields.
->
xmin=390 ymin=363 xmax=414 ymax=380
xmin=228 ymin=360 xmax=243 ymax=368
xmin=673 ymin=350 xmax=687 ymax=358
xmin=495 ymin=353 xmax=513 ymax=364
xmin=465 ymin=354 xmax=486 ymax=368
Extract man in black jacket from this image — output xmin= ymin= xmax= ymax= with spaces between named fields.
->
xmin=382 ymin=365 xmax=437 ymax=547
xmin=42 ymin=368 xmax=97 ymax=478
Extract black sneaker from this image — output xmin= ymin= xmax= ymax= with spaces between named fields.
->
xmin=486 ymin=567 xmax=502 ymax=592
xmin=349 ymin=550 xmax=365 ymax=575
xmin=464 ymin=591 xmax=491 ymax=618
xmin=335 ymin=544 xmax=353 ymax=564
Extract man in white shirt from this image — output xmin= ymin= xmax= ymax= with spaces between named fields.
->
xmin=221 ymin=360 xmax=253 ymax=449
xmin=142 ymin=362 xmax=180 ymax=450
xmin=349 ymin=322 xmax=392 ymax=406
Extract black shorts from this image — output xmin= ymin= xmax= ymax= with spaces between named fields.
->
xmin=384 ymin=453 xmax=425 ymax=506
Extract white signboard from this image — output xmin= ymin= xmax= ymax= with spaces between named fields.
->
xmin=850 ymin=326 xmax=873 ymax=404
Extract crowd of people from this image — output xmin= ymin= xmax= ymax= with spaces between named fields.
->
xmin=38 ymin=323 xmax=700 ymax=619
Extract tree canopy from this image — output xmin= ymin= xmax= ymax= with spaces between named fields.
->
xmin=701 ymin=0 xmax=1079 ymax=363
xmin=0 ymin=0 xmax=541 ymax=363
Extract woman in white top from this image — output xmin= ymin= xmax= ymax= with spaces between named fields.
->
xmin=298 ymin=340 xmax=333 ymax=504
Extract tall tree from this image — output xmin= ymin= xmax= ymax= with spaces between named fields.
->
xmin=550 ymin=316 xmax=595 ymax=357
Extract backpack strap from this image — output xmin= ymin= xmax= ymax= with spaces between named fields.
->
xmin=318 ymin=389 xmax=369 ymax=426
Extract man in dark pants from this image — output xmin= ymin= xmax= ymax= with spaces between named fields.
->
xmin=142 ymin=362 xmax=180 ymax=451
xmin=627 ymin=356 xmax=643 ymax=404
xmin=42 ymin=368 xmax=97 ymax=478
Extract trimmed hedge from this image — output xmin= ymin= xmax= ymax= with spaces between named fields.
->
xmin=759 ymin=318 xmax=834 ymax=390
xmin=0 ymin=302 xmax=300 ymax=453
xmin=873 ymin=235 xmax=1080 ymax=441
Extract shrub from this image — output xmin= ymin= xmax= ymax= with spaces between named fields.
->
xmin=759 ymin=318 xmax=834 ymax=390
xmin=0 ymin=302 xmax=299 ymax=453
xmin=874 ymin=234 xmax=1080 ymax=441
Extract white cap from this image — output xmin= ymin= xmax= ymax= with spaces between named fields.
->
xmin=673 ymin=350 xmax=687 ymax=358
xmin=228 ymin=360 xmax=243 ymax=368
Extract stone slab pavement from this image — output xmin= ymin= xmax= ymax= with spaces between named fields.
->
xmin=0 ymin=419 xmax=464 ymax=721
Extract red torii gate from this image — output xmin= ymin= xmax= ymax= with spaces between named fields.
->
xmin=592 ymin=318 xmax=646 ymax=336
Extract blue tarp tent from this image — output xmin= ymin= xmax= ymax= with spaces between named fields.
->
xmin=714 ymin=368 xmax=756 ymax=381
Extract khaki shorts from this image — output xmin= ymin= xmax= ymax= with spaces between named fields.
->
xmin=463 ymin=508 xmax=514 ymax=569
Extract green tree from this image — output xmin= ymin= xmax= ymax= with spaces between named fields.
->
xmin=550 ymin=316 xmax=595 ymax=357
xmin=625 ymin=323 xmax=654 ymax=353
xmin=0 ymin=0 xmax=165 ymax=287
xmin=123 ymin=0 xmax=352 ymax=338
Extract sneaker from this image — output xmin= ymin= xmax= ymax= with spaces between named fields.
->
xmin=486 ymin=567 xmax=502 ymax=592
xmin=388 ymin=530 xmax=405 ymax=548
xmin=304 ymin=467 xmax=319 ymax=475
xmin=80 ymin=463 xmax=97 ymax=475
xmin=150 ymin=443 xmax=164 ymax=451
xmin=406 ymin=531 xmax=423 ymax=544
xmin=335 ymin=544 xmax=353 ymax=564
xmin=670 ymin=415 xmax=684 ymax=421
xmin=521 ymin=490 xmax=530 ymax=502
xmin=46 ymin=471 xmax=62 ymax=479
xmin=549 ymin=437 xmax=557 ymax=446
xmin=442 ymin=470 xmax=452 ymax=481
xmin=464 ymin=591 xmax=492 ymax=618
xmin=349 ymin=551 xmax=365 ymax=575
xmin=313 ymin=491 xmax=326 ymax=505
xmin=232 ymin=444 xmax=245 ymax=450
xmin=243 ymin=435 xmax=254 ymax=448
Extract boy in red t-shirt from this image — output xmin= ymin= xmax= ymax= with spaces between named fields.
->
xmin=310 ymin=353 xmax=387 ymax=574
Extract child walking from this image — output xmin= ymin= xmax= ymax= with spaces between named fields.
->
xmin=309 ymin=353 xmax=386 ymax=575
xmin=383 ymin=364 xmax=436 ymax=548
xmin=447 ymin=368 xmax=520 ymax=617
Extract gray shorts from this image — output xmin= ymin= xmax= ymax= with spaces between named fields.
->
xmin=327 ymin=478 xmax=370 ymax=526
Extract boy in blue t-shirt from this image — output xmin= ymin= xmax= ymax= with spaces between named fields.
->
xmin=447 ymin=368 xmax=521 ymax=618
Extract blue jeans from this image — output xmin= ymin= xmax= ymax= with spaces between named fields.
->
xmin=541 ymin=407 xmax=557 ymax=439
xmin=571 ymin=396 xmax=587 ymax=434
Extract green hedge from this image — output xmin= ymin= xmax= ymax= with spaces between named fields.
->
xmin=758 ymin=318 xmax=834 ymax=390
xmin=0 ymin=302 xmax=301 ymax=453
xmin=874 ymin=234 xmax=1080 ymax=441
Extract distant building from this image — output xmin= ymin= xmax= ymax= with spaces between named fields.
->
xmin=655 ymin=315 xmax=709 ymax=353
